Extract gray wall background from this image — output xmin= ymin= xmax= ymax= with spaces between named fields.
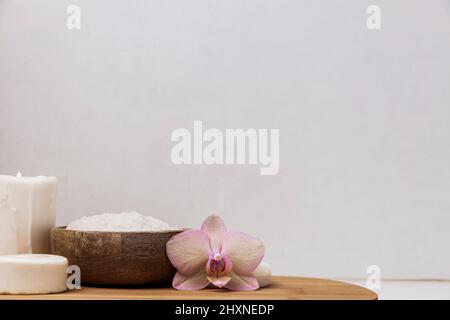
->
xmin=1 ymin=0 xmax=450 ymax=279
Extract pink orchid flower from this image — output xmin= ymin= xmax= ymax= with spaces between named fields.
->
xmin=166 ymin=215 xmax=265 ymax=290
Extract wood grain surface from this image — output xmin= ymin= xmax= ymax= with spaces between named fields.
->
xmin=0 ymin=276 xmax=377 ymax=300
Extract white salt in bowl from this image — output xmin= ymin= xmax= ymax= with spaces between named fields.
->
xmin=51 ymin=227 xmax=184 ymax=286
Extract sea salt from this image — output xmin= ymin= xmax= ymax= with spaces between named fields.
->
xmin=66 ymin=212 xmax=178 ymax=232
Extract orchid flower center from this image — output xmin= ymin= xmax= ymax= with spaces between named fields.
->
xmin=206 ymin=253 xmax=232 ymax=280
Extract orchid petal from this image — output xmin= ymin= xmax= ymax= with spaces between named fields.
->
xmin=224 ymin=272 xmax=259 ymax=291
xmin=201 ymin=215 xmax=227 ymax=252
xmin=221 ymin=231 xmax=265 ymax=274
xmin=207 ymin=275 xmax=232 ymax=288
xmin=173 ymin=270 xmax=209 ymax=290
xmin=166 ymin=230 xmax=210 ymax=275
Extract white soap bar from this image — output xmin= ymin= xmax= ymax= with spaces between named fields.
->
xmin=254 ymin=261 xmax=272 ymax=288
xmin=0 ymin=254 xmax=68 ymax=294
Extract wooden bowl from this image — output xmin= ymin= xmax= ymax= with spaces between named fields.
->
xmin=51 ymin=227 xmax=183 ymax=287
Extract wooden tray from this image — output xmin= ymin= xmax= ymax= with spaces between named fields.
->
xmin=0 ymin=276 xmax=377 ymax=300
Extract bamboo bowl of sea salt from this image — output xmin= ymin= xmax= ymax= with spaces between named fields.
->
xmin=51 ymin=212 xmax=183 ymax=287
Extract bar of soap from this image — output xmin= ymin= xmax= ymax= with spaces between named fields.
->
xmin=0 ymin=254 xmax=68 ymax=294
xmin=254 ymin=261 xmax=272 ymax=288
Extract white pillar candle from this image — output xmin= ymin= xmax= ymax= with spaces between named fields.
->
xmin=0 ymin=173 xmax=57 ymax=255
